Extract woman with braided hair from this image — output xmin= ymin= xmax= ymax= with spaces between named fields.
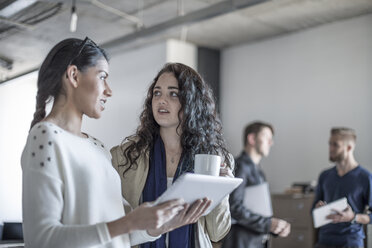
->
xmin=111 ymin=62 xmax=234 ymax=248
xmin=21 ymin=38 xmax=210 ymax=248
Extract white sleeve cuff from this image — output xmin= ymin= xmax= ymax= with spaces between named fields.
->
xmin=130 ymin=230 xmax=161 ymax=246
xmin=142 ymin=230 xmax=161 ymax=241
xmin=96 ymin=222 xmax=111 ymax=244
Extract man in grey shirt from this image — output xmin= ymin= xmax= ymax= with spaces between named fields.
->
xmin=222 ymin=121 xmax=290 ymax=248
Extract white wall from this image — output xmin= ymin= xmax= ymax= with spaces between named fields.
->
xmin=221 ymin=14 xmax=372 ymax=193
xmin=167 ymin=39 xmax=197 ymax=70
xmin=0 ymin=72 xmax=38 ymax=222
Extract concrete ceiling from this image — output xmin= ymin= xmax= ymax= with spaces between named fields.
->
xmin=0 ymin=0 xmax=371 ymax=84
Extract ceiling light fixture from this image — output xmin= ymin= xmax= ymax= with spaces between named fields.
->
xmin=70 ymin=0 xmax=77 ymax=32
xmin=0 ymin=0 xmax=37 ymax=18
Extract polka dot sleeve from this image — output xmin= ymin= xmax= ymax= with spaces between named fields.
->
xmin=21 ymin=122 xmax=105 ymax=248
xmin=22 ymin=123 xmax=63 ymax=179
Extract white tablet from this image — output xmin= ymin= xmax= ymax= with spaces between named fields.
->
xmin=153 ymin=173 xmax=243 ymax=215
xmin=312 ymin=197 xmax=348 ymax=228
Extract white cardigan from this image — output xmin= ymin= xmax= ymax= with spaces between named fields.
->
xmin=21 ymin=122 xmax=157 ymax=248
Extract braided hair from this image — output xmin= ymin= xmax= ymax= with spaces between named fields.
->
xmin=30 ymin=38 xmax=108 ymax=129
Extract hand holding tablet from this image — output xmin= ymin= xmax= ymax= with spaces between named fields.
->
xmin=312 ymin=197 xmax=348 ymax=228
xmin=153 ymin=173 xmax=243 ymax=216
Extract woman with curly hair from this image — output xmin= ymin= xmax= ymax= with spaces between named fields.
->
xmin=110 ymin=62 xmax=234 ymax=248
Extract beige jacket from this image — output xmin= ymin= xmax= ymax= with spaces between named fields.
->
xmin=110 ymin=143 xmax=232 ymax=248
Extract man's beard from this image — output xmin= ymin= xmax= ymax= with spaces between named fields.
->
xmin=329 ymin=153 xmax=344 ymax=163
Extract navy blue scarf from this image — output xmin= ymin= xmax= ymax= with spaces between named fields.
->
xmin=141 ymin=136 xmax=195 ymax=248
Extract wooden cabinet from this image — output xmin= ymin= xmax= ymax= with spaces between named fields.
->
xmin=270 ymin=193 xmax=316 ymax=248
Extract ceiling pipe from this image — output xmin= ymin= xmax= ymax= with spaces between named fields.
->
xmin=0 ymin=16 xmax=33 ymax=29
xmin=0 ymin=56 xmax=13 ymax=70
xmin=91 ymin=0 xmax=143 ymax=29
xmin=0 ymin=0 xmax=268 ymax=85
xmin=101 ymin=0 xmax=269 ymax=50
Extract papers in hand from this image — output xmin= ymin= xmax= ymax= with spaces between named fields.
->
xmin=312 ymin=197 xmax=348 ymax=228
xmin=243 ymin=182 xmax=273 ymax=217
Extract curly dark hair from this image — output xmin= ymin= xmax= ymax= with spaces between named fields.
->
xmin=120 ymin=62 xmax=231 ymax=175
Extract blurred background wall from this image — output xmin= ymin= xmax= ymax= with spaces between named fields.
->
xmin=221 ymin=13 xmax=372 ymax=192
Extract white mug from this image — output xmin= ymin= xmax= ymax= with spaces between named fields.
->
xmin=194 ymin=154 xmax=222 ymax=176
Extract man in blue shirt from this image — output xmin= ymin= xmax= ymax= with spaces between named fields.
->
xmin=313 ymin=127 xmax=372 ymax=248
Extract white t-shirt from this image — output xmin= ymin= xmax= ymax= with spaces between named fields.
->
xmin=21 ymin=122 xmax=157 ymax=248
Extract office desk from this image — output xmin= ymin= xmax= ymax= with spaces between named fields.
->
xmin=270 ymin=193 xmax=316 ymax=248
